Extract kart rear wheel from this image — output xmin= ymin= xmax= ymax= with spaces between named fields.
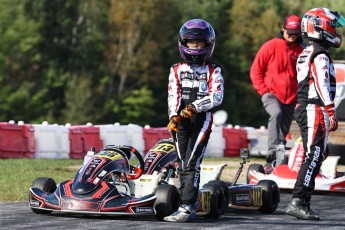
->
xmin=30 ymin=177 xmax=57 ymax=214
xmin=204 ymin=180 xmax=229 ymax=211
xmin=246 ymin=164 xmax=264 ymax=184
xmin=328 ymin=144 xmax=345 ymax=165
xmin=202 ymin=181 xmax=226 ymax=218
xmin=258 ymin=180 xmax=280 ymax=213
xmin=154 ymin=184 xmax=180 ymax=221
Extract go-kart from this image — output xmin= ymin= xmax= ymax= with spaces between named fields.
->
xmin=247 ymin=137 xmax=345 ymax=193
xmin=139 ymin=138 xmax=280 ymax=214
xmin=29 ymin=145 xmax=227 ymax=220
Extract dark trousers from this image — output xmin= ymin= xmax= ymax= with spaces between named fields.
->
xmin=292 ymin=103 xmax=328 ymax=202
xmin=175 ymin=114 xmax=212 ymax=206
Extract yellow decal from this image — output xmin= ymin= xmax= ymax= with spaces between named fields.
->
xmin=202 ymin=167 xmax=214 ymax=171
xmin=150 ymin=143 xmax=175 ymax=153
xmin=199 ymin=190 xmax=210 ymax=212
xmin=252 ymin=186 xmax=262 ymax=207
xmin=97 ymin=150 xmax=124 ymax=161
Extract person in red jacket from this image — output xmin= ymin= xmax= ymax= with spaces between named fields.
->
xmin=250 ymin=14 xmax=305 ymax=171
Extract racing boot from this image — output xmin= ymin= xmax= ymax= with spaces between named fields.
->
xmin=263 ymin=162 xmax=274 ymax=174
xmin=264 ymin=151 xmax=276 ymax=174
xmin=285 ymin=198 xmax=320 ymax=221
xmin=163 ymin=204 xmax=196 ymax=222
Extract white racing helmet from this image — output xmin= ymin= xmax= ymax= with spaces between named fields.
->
xmin=301 ymin=8 xmax=345 ymax=48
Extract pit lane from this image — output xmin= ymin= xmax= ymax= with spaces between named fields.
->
xmin=1 ymin=192 xmax=345 ymax=230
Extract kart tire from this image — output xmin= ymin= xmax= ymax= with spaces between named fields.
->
xmin=204 ymin=180 xmax=229 ymax=211
xmin=30 ymin=177 xmax=57 ymax=214
xmin=258 ymin=180 xmax=280 ymax=213
xmin=328 ymin=144 xmax=345 ymax=165
xmin=154 ymin=184 xmax=180 ymax=221
xmin=224 ymin=182 xmax=232 ymax=187
xmin=31 ymin=177 xmax=57 ymax=193
xmin=246 ymin=164 xmax=264 ymax=184
xmin=202 ymin=181 xmax=226 ymax=218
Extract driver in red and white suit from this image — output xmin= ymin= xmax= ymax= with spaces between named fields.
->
xmin=165 ymin=19 xmax=224 ymax=222
xmin=286 ymin=8 xmax=345 ymax=221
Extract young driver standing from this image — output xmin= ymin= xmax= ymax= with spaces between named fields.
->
xmin=165 ymin=19 xmax=224 ymax=222
xmin=286 ymin=8 xmax=344 ymax=220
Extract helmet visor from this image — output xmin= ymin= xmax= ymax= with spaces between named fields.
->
xmin=335 ymin=13 xmax=345 ymax=27
xmin=180 ymin=28 xmax=212 ymax=42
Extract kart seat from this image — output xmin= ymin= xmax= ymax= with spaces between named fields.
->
xmin=128 ymin=174 xmax=163 ymax=198
xmin=199 ymin=164 xmax=227 ymax=187
xmin=320 ymin=156 xmax=341 ymax=179
xmin=115 ymin=182 xmax=131 ymax=195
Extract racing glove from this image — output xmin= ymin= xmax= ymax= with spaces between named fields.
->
xmin=179 ymin=104 xmax=196 ymax=119
xmin=329 ymin=115 xmax=338 ymax=132
xmin=167 ymin=116 xmax=180 ymax=137
xmin=325 ymin=105 xmax=338 ymax=132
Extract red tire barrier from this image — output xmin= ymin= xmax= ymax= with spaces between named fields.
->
xmin=68 ymin=125 xmax=103 ymax=159
xmin=223 ymin=127 xmax=249 ymax=157
xmin=0 ymin=122 xmax=35 ymax=158
xmin=143 ymin=127 xmax=171 ymax=154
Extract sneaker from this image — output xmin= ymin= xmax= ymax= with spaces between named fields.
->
xmin=163 ymin=205 xmax=196 ymax=222
xmin=285 ymin=198 xmax=320 ymax=221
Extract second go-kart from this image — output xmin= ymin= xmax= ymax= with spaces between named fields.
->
xmin=139 ymin=138 xmax=280 ymax=214
xmin=29 ymin=145 xmax=226 ymax=220
xmin=247 ymin=137 xmax=345 ymax=193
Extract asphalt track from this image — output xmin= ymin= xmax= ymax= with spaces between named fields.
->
xmin=1 ymin=192 xmax=345 ymax=230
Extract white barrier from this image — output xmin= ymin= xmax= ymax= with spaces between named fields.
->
xmin=96 ymin=123 xmax=145 ymax=155
xmin=32 ymin=123 xmax=70 ymax=159
xmin=247 ymin=126 xmax=268 ymax=156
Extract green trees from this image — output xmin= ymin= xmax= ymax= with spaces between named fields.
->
xmin=0 ymin=0 xmax=41 ymax=122
xmin=0 ymin=0 xmax=344 ymax=127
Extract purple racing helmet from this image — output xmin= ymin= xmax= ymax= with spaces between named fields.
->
xmin=178 ymin=19 xmax=215 ymax=63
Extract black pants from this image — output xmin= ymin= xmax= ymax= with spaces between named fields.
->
xmin=293 ymin=103 xmax=328 ymax=202
xmin=175 ymin=113 xmax=212 ymax=206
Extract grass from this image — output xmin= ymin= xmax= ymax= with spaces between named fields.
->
xmin=0 ymin=156 xmax=265 ymax=202
xmin=0 ymin=158 xmax=83 ymax=202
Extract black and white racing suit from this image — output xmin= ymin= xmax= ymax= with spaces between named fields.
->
xmin=168 ymin=62 xmax=224 ymax=206
xmin=293 ymin=42 xmax=336 ymax=202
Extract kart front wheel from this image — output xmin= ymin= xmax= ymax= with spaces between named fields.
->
xmin=30 ymin=177 xmax=57 ymax=214
xmin=202 ymin=181 xmax=226 ymax=218
xmin=154 ymin=184 xmax=180 ymax=221
xmin=258 ymin=180 xmax=280 ymax=213
xmin=31 ymin=177 xmax=57 ymax=193
xmin=246 ymin=164 xmax=264 ymax=184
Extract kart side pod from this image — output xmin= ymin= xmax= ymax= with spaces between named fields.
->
xmin=227 ymin=180 xmax=280 ymax=213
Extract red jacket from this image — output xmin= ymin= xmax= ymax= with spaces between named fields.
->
xmin=250 ymin=33 xmax=304 ymax=104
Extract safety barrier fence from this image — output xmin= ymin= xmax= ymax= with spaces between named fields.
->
xmin=0 ymin=121 xmax=273 ymax=159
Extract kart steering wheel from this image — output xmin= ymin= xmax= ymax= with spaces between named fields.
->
xmin=106 ymin=145 xmax=145 ymax=180
xmin=125 ymin=146 xmax=145 ymax=180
